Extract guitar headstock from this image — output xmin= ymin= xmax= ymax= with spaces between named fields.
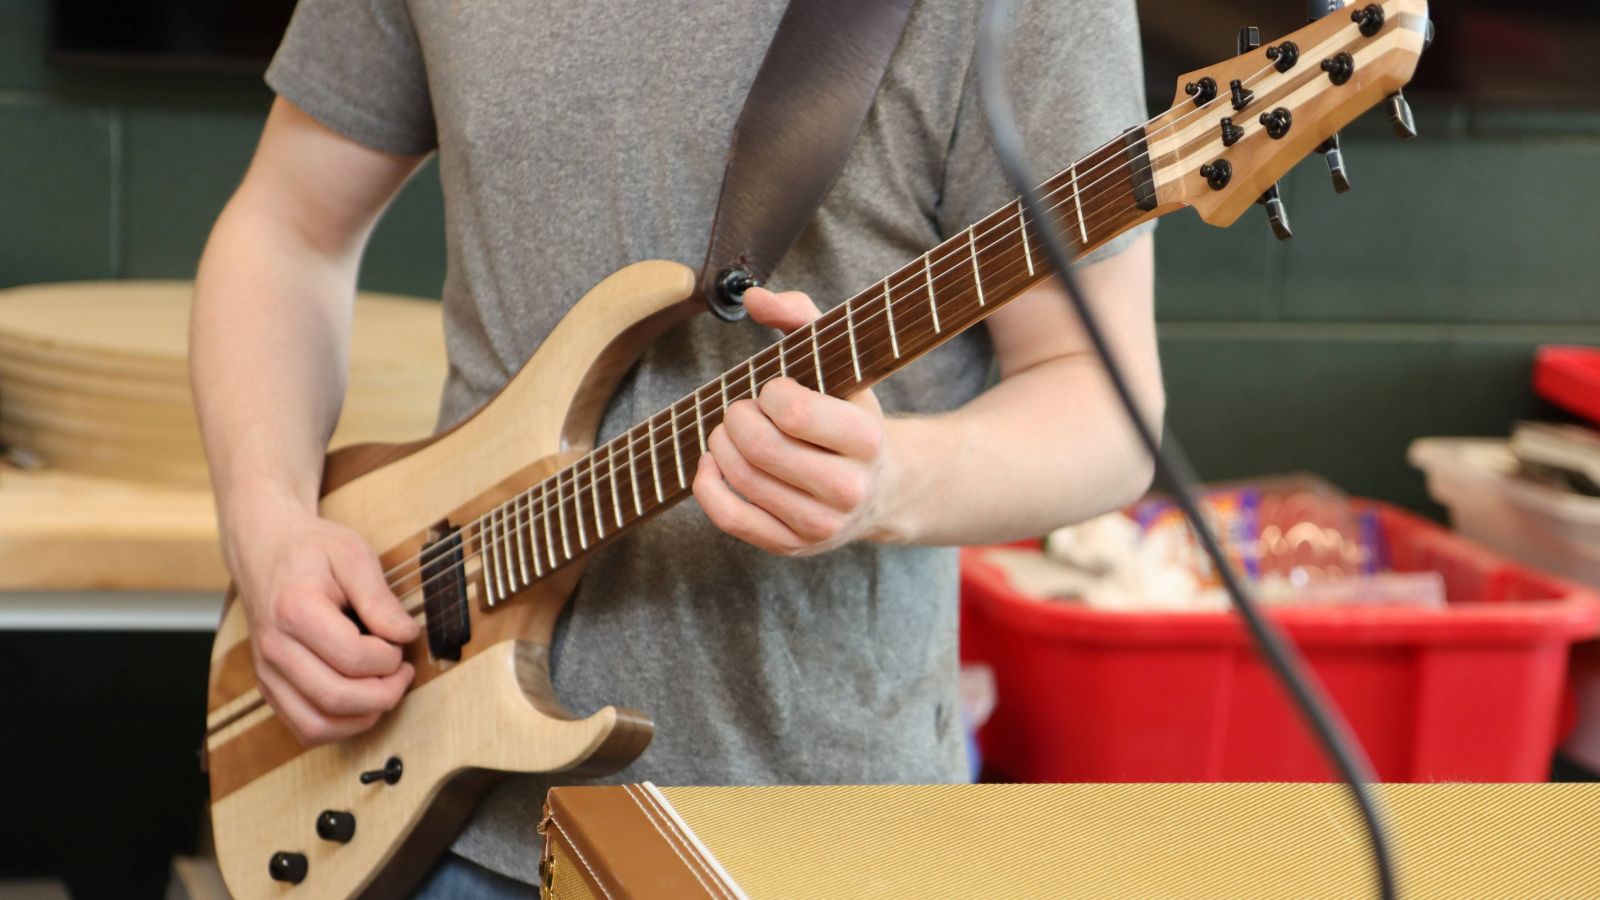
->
xmin=1148 ymin=0 xmax=1431 ymax=230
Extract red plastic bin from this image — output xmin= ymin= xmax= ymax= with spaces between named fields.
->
xmin=959 ymin=502 xmax=1600 ymax=783
xmin=1533 ymin=345 xmax=1600 ymax=426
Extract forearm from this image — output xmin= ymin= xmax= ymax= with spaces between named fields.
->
xmin=877 ymin=348 xmax=1162 ymax=546
xmin=191 ymin=197 xmax=358 ymax=551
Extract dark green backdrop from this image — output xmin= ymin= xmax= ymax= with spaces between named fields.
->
xmin=3 ymin=1 xmax=1599 ymax=895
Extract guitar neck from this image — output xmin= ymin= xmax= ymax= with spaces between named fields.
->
xmin=471 ymin=129 xmax=1159 ymax=595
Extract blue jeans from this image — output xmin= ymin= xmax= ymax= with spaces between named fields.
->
xmin=411 ymin=852 xmax=535 ymax=899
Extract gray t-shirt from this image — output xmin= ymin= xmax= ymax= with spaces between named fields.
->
xmin=268 ymin=0 xmax=1148 ymax=883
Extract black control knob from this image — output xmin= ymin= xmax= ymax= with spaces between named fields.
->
xmin=317 ymin=810 xmax=357 ymax=843
xmin=269 ymin=851 xmax=308 ymax=885
xmin=358 ymin=756 xmax=404 ymax=786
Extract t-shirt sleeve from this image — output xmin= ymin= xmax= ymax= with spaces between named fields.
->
xmin=938 ymin=0 xmax=1152 ymax=266
xmin=265 ymin=0 xmax=437 ymax=156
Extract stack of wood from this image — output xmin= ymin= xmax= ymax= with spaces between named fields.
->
xmin=0 ymin=281 xmax=446 ymax=590
xmin=0 ymin=280 xmax=445 ymax=487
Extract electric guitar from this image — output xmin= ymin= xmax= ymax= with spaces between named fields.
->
xmin=205 ymin=2 xmax=1431 ymax=895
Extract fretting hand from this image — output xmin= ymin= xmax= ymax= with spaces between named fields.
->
xmin=693 ymin=287 xmax=904 ymax=556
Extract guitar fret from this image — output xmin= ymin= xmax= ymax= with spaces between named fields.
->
xmin=515 ymin=494 xmax=530 ymax=585
xmin=541 ymin=480 xmax=557 ymax=570
xmin=529 ymin=491 xmax=544 ymax=578
xmin=1018 ymin=200 xmax=1035 ymax=277
xmin=1070 ymin=161 xmax=1088 ymax=244
xmin=627 ymin=431 xmax=643 ymax=516
xmin=494 ymin=507 xmax=509 ymax=599
xmin=844 ymin=300 xmax=861 ymax=381
xmin=557 ymin=474 xmax=572 ymax=560
xmin=648 ymin=420 xmax=664 ymax=503
xmin=882 ymin=277 xmax=900 ymax=359
xmin=694 ymin=392 xmax=706 ymax=452
xmin=748 ymin=359 xmax=758 ymax=400
xmin=590 ymin=459 xmax=605 ymax=540
xmin=968 ymin=226 xmax=985 ymax=307
xmin=608 ymin=442 xmax=623 ymax=527
xmin=671 ymin=403 xmax=686 ymax=489
xmin=778 ymin=336 xmax=787 ymax=377
xmin=573 ymin=469 xmax=588 ymax=551
xmin=923 ymin=252 xmax=941 ymax=333
xmin=810 ymin=324 xmax=825 ymax=393
xmin=719 ymin=372 xmax=728 ymax=411
xmin=482 ymin=511 xmax=500 ymax=605
xmin=505 ymin=503 xmax=522 ymax=591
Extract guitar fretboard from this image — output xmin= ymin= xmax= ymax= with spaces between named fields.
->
xmin=466 ymin=129 xmax=1157 ymax=602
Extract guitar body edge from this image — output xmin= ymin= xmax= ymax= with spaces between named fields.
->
xmin=205 ymin=260 xmax=698 ymax=899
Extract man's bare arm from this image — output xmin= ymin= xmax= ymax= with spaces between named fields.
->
xmin=192 ymin=97 xmax=427 ymax=744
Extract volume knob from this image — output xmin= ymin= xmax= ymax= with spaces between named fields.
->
xmin=269 ymin=851 xmax=308 ymax=884
xmin=317 ymin=810 xmax=357 ymax=843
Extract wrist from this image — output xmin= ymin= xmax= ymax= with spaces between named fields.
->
xmin=218 ymin=477 xmax=318 ymax=567
xmin=868 ymin=415 xmax=944 ymax=545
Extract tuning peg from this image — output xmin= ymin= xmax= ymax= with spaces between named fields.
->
xmin=1237 ymin=26 xmax=1261 ymax=56
xmin=1257 ymin=183 xmax=1293 ymax=241
xmin=1317 ymin=134 xmax=1351 ymax=192
xmin=1386 ymin=89 xmax=1417 ymax=140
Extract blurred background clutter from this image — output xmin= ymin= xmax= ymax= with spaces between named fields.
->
xmin=2 ymin=0 xmax=1599 ymax=897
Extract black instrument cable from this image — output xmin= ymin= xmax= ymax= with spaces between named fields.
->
xmin=975 ymin=4 xmax=1399 ymax=897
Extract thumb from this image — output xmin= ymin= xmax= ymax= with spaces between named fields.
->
xmin=329 ymin=540 xmax=420 ymax=645
xmin=742 ymin=286 xmax=821 ymax=334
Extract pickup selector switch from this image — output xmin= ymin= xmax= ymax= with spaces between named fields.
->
xmin=269 ymin=852 xmax=308 ymax=884
xmin=359 ymin=756 xmax=404 ymax=786
xmin=317 ymin=810 xmax=357 ymax=843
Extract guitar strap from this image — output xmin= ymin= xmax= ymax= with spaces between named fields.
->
xmin=699 ymin=0 xmax=916 ymax=321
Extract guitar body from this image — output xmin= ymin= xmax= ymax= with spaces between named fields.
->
xmin=205 ymin=260 xmax=699 ymax=899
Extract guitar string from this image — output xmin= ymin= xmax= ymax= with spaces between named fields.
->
xmin=386 ymin=55 xmax=1295 ymax=608
xmin=392 ymin=58 xmax=1293 ymax=616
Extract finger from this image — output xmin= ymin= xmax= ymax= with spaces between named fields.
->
xmin=722 ymin=400 xmax=872 ymax=511
xmin=275 ymin=636 xmax=414 ymax=719
xmin=257 ymin=661 xmax=381 ymax=747
xmin=742 ymin=286 xmax=822 ymax=333
xmin=757 ymin=377 xmax=883 ymax=460
xmin=693 ymin=454 xmax=805 ymax=555
xmin=327 ymin=536 xmax=421 ymax=645
xmin=709 ymin=423 xmax=847 ymax=543
xmin=278 ymin=591 xmax=406 ymax=678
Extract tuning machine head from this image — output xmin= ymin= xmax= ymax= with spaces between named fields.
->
xmin=1317 ymin=133 xmax=1351 ymax=192
xmin=1386 ymin=89 xmax=1417 ymax=140
xmin=1257 ymin=183 xmax=1293 ymax=241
